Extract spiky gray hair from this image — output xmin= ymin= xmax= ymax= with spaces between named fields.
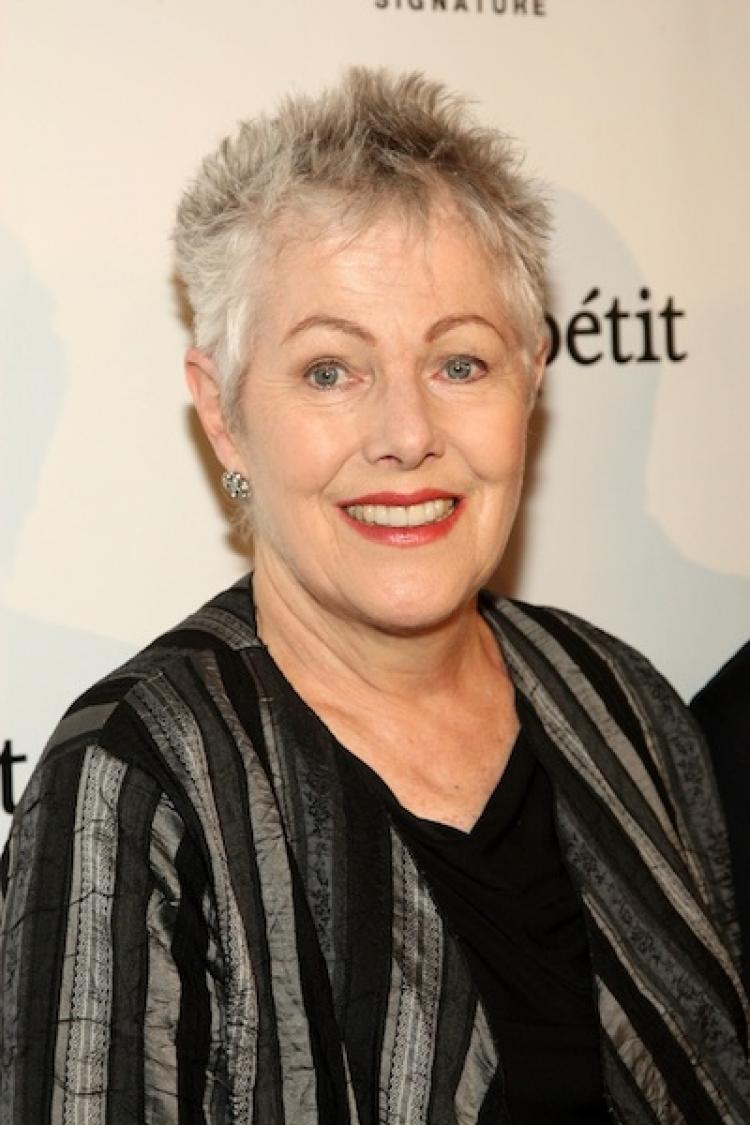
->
xmin=173 ymin=68 xmax=550 ymax=421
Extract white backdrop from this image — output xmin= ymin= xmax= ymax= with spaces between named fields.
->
xmin=3 ymin=0 xmax=750 ymax=839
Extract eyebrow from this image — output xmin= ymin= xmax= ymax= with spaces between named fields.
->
xmin=284 ymin=315 xmax=377 ymax=345
xmin=284 ymin=312 xmax=505 ymax=346
xmin=425 ymin=315 xmax=505 ymax=343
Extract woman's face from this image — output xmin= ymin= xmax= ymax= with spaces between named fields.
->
xmin=210 ymin=205 xmax=543 ymax=635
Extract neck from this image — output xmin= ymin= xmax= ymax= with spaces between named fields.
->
xmin=251 ymin=557 xmax=501 ymax=705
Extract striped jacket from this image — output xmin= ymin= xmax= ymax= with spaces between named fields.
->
xmin=2 ymin=578 xmax=749 ymax=1123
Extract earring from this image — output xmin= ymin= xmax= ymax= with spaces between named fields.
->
xmin=221 ymin=469 xmax=251 ymax=501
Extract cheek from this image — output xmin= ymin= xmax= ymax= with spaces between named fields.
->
xmin=462 ymin=407 xmax=529 ymax=484
xmin=244 ymin=408 xmax=354 ymax=503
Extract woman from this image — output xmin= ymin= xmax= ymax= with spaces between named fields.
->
xmin=1 ymin=69 xmax=748 ymax=1123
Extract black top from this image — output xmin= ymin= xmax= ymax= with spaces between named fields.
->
xmin=350 ymin=730 xmax=609 ymax=1124
xmin=5 ymin=578 xmax=749 ymax=1123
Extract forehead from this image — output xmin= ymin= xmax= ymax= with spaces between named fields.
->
xmin=257 ymin=201 xmax=507 ymax=332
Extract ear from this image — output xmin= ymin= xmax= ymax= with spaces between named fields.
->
xmin=185 ymin=347 xmax=247 ymax=474
xmin=529 ymin=335 xmax=549 ymax=402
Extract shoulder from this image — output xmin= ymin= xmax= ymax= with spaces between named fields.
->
xmin=481 ymin=592 xmax=711 ymax=802
xmin=24 ymin=576 xmax=262 ymax=814
xmin=691 ymin=640 xmax=750 ymax=733
xmin=481 ymin=591 xmax=681 ymax=714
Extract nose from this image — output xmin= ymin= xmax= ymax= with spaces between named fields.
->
xmin=362 ymin=371 xmax=444 ymax=469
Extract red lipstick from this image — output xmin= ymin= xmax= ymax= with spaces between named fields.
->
xmin=338 ymin=488 xmax=458 ymax=507
xmin=337 ymin=490 xmax=463 ymax=547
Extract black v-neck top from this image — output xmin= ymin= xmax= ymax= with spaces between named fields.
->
xmin=349 ymin=731 xmax=610 ymax=1124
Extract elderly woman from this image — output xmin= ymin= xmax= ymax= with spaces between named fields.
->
xmin=1 ymin=70 xmax=748 ymax=1125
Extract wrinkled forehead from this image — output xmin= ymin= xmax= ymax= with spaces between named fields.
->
xmin=257 ymin=191 xmax=510 ymax=314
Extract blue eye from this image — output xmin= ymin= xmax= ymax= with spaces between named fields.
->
xmin=306 ymin=362 xmax=346 ymax=389
xmin=443 ymin=357 xmax=479 ymax=381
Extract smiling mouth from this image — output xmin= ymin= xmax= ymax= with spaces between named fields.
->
xmin=343 ymin=498 xmax=458 ymax=528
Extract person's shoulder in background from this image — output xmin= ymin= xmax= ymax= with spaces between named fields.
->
xmin=691 ymin=640 xmax=750 ymax=991
xmin=692 ymin=641 xmax=750 ymax=739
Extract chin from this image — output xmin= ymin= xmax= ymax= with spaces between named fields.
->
xmin=341 ymin=574 xmax=479 ymax=636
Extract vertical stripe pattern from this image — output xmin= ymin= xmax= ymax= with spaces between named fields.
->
xmin=380 ymin=832 xmax=444 ymax=1123
xmin=1 ymin=576 xmax=749 ymax=1122
xmin=53 ymin=748 xmax=126 ymax=1124
xmin=484 ymin=596 xmax=750 ymax=1121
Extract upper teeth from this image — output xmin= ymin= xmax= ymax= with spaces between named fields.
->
xmin=345 ymin=498 xmax=456 ymax=528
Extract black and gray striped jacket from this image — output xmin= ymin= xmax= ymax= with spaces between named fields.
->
xmin=2 ymin=578 xmax=749 ymax=1123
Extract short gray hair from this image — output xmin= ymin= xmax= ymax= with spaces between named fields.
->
xmin=173 ymin=68 xmax=550 ymax=420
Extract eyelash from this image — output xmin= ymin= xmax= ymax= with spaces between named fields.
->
xmin=303 ymin=354 xmax=488 ymax=391
xmin=440 ymin=355 xmax=487 ymax=382
xmin=304 ymin=360 xmax=349 ymax=390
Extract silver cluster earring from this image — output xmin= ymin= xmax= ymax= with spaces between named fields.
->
xmin=221 ymin=469 xmax=251 ymax=501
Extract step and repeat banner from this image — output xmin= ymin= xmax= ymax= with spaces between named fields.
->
xmin=2 ymin=0 xmax=749 ymax=838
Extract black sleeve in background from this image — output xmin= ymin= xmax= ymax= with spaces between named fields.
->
xmin=691 ymin=641 xmax=750 ymax=992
